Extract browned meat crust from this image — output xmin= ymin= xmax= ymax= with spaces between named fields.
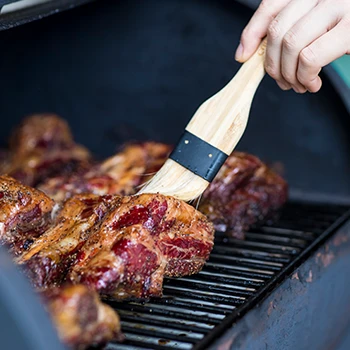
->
xmin=43 ymin=284 xmax=123 ymax=349
xmin=0 ymin=175 xmax=54 ymax=255
xmin=17 ymin=194 xmax=121 ymax=289
xmin=17 ymin=192 xmax=214 ymax=299
xmin=199 ymin=152 xmax=288 ymax=238
xmin=38 ymin=142 xmax=172 ymax=202
xmin=38 ymin=139 xmax=287 ymax=239
xmin=69 ymin=193 xmax=214 ymax=299
xmin=6 ymin=114 xmax=91 ymax=186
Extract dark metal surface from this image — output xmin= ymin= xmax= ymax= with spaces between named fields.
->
xmin=100 ymin=201 xmax=350 ymax=350
xmin=0 ymin=246 xmax=66 ymax=350
xmin=169 ymin=131 xmax=229 ymax=182
xmin=211 ymin=208 xmax=350 ymax=350
xmin=0 ymin=0 xmax=95 ymax=30
xmin=0 ymin=0 xmax=348 ymax=197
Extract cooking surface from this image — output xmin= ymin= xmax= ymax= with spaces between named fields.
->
xmin=99 ymin=201 xmax=350 ymax=350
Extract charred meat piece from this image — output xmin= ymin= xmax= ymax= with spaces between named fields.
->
xmin=38 ymin=142 xmax=172 ymax=201
xmin=18 ymin=194 xmax=121 ymax=289
xmin=7 ymin=114 xmax=91 ymax=186
xmin=69 ymin=194 xmax=214 ymax=299
xmin=43 ymin=284 xmax=123 ymax=349
xmin=0 ymin=175 xmax=54 ymax=255
xmin=199 ymin=152 xmax=288 ymax=238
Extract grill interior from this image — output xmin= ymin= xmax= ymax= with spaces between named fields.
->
xmin=99 ymin=201 xmax=350 ymax=350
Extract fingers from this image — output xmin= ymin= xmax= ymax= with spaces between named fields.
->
xmin=235 ymin=0 xmax=291 ymax=62
xmin=297 ymin=19 xmax=350 ymax=92
xmin=281 ymin=1 xmax=340 ymax=92
xmin=265 ymin=0 xmax=318 ymax=92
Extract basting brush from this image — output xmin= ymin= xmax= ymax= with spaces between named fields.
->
xmin=138 ymin=38 xmax=268 ymax=202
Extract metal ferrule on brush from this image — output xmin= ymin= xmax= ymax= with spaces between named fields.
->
xmin=169 ymin=131 xmax=228 ymax=183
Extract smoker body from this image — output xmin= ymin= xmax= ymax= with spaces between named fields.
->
xmin=0 ymin=1 xmax=349 ymax=349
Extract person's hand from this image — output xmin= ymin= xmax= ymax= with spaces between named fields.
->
xmin=235 ymin=0 xmax=350 ymax=93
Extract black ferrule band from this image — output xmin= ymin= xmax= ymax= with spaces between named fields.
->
xmin=169 ymin=131 xmax=228 ymax=182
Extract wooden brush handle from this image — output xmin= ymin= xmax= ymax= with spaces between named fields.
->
xmin=186 ymin=38 xmax=267 ymax=155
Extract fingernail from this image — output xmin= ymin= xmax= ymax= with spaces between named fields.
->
xmin=292 ymin=85 xmax=302 ymax=94
xmin=277 ymin=81 xmax=290 ymax=91
xmin=235 ymin=43 xmax=244 ymax=62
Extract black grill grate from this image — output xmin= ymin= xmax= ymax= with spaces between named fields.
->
xmin=104 ymin=201 xmax=350 ymax=350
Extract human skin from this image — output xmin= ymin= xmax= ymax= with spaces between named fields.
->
xmin=235 ymin=0 xmax=350 ymax=93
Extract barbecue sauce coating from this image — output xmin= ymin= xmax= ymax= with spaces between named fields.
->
xmin=43 ymin=284 xmax=123 ymax=349
xmin=0 ymin=175 xmax=54 ymax=255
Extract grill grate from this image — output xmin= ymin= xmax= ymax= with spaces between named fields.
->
xmin=103 ymin=201 xmax=350 ymax=350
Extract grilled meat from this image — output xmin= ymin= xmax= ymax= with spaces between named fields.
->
xmin=18 ymin=194 xmax=121 ymax=289
xmin=43 ymin=284 xmax=123 ymax=349
xmin=39 ymin=140 xmax=287 ymax=239
xmin=69 ymin=193 xmax=214 ymax=299
xmin=0 ymin=175 xmax=54 ymax=255
xmin=18 ymin=191 xmax=214 ymax=299
xmin=6 ymin=114 xmax=91 ymax=186
xmin=38 ymin=142 xmax=172 ymax=201
xmin=198 ymin=152 xmax=288 ymax=238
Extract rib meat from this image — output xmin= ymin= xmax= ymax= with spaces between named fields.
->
xmin=38 ymin=142 xmax=171 ymax=201
xmin=43 ymin=284 xmax=123 ymax=349
xmin=6 ymin=114 xmax=91 ymax=187
xmin=0 ymin=175 xmax=54 ymax=255
xmin=69 ymin=194 xmax=214 ymax=299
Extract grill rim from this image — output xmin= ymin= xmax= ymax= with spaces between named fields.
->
xmin=192 ymin=202 xmax=350 ymax=350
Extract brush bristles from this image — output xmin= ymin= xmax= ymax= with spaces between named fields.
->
xmin=137 ymin=159 xmax=210 ymax=202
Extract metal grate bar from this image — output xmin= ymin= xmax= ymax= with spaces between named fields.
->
xmin=101 ymin=202 xmax=350 ymax=350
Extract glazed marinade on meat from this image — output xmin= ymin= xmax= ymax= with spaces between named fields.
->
xmin=17 ymin=189 xmax=214 ymax=299
xmin=0 ymin=114 xmax=288 ymax=350
xmin=2 ymin=114 xmax=287 ymax=240
xmin=36 ymin=136 xmax=287 ymax=239
xmin=198 ymin=152 xmax=288 ymax=238
xmin=69 ymin=193 xmax=214 ymax=299
xmin=0 ymin=175 xmax=54 ymax=255
xmin=38 ymin=142 xmax=172 ymax=202
xmin=43 ymin=284 xmax=123 ymax=349
xmin=18 ymin=193 xmax=121 ymax=289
